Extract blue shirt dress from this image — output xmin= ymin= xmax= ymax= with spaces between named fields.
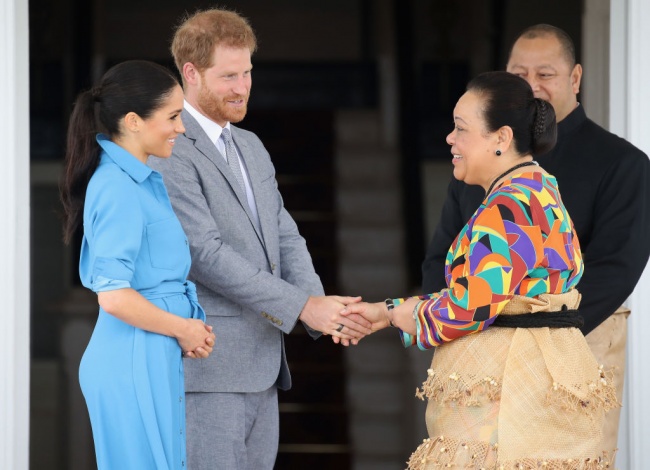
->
xmin=78 ymin=135 xmax=205 ymax=469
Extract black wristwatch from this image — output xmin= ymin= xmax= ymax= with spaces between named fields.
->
xmin=384 ymin=298 xmax=396 ymax=327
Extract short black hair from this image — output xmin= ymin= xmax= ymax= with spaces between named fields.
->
xmin=509 ymin=24 xmax=576 ymax=67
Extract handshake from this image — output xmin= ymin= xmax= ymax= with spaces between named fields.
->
xmin=298 ymin=295 xmax=414 ymax=346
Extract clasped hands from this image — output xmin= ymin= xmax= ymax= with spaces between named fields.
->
xmin=179 ymin=319 xmax=215 ymax=359
xmin=299 ymin=295 xmax=412 ymax=346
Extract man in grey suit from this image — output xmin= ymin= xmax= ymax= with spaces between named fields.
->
xmin=149 ymin=8 xmax=371 ymax=470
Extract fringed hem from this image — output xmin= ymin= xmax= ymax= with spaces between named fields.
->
xmin=546 ymin=365 xmax=620 ymax=415
xmin=406 ymin=435 xmax=617 ymax=469
xmin=416 ymin=365 xmax=620 ymax=416
xmin=416 ymin=368 xmax=502 ymax=405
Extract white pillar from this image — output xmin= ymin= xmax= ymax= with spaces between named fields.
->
xmin=581 ymin=0 xmax=610 ymax=129
xmin=0 ymin=0 xmax=31 ymax=469
xmin=609 ymin=1 xmax=650 ymax=468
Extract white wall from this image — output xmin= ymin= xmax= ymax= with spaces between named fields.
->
xmin=0 ymin=0 xmax=31 ymax=469
xmin=581 ymin=0 xmax=610 ymax=129
xmin=609 ymin=0 xmax=650 ymax=468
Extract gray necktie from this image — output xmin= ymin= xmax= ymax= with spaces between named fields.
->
xmin=221 ymin=128 xmax=246 ymax=192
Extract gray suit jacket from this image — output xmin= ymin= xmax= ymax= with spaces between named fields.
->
xmin=149 ymin=109 xmax=324 ymax=393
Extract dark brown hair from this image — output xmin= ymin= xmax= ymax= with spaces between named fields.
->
xmin=60 ymin=60 xmax=179 ymax=244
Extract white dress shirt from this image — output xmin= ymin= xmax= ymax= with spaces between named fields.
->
xmin=183 ymin=100 xmax=261 ymax=230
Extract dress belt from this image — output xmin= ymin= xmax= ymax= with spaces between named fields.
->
xmin=492 ymin=289 xmax=583 ymax=329
xmin=139 ymin=280 xmax=206 ymax=321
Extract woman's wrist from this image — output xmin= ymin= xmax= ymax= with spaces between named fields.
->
xmin=171 ymin=316 xmax=191 ymax=341
xmin=391 ymin=298 xmax=419 ymax=334
xmin=384 ymin=299 xmax=396 ymax=327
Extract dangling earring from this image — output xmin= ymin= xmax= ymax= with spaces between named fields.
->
xmin=495 ymin=149 xmax=502 ymax=156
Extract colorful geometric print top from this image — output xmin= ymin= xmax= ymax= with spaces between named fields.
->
xmin=401 ymin=171 xmax=583 ymax=349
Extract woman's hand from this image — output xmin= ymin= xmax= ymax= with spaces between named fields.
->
xmin=340 ymin=298 xmax=419 ymax=336
xmin=178 ymin=320 xmax=215 ymax=359
xmin=340 ymin=302 xmax=391 ymax=333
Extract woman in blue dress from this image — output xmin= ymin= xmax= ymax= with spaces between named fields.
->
xmin=60 ymin=60 xmax=216 ymax=469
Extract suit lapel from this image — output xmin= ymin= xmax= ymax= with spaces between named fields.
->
xmin=181 ymin=110 xmax=265 ymax=245
xmin=230 ymin=125 xmax=270 ymax=250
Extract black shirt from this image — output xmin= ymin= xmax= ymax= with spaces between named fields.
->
xmin=421 ymin=104 xmax=650 ymax=334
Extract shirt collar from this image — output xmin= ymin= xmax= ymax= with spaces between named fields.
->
xmin=557 ymin=102 xmax=586 ymax=139
xmin=96 ymin=134 xmax=154 ymax=184
xmin=184 ymin=99 xmax=231 ymax=144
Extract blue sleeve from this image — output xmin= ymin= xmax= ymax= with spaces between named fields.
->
xmin=84 ymin=170 xmax=144 ymax=292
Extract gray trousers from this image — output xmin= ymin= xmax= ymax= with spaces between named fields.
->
xmin=186 ymin=386 xmax=279 ymax=470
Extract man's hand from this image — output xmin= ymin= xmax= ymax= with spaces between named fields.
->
xmin=299 ymin=295 xmax=370 ymax=346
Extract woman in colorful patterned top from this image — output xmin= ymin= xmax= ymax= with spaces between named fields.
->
xmin=60 ymin=61 xmax=216 ymax=469
xmin=343 ymin=71 xmax=618 ymax=468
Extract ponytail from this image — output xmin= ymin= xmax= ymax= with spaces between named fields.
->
xmin=60 ymin=89 xmax=101 ymax=244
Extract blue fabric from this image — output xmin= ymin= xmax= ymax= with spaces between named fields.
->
xmin=78 ymin=135 xmax=205 ymax=469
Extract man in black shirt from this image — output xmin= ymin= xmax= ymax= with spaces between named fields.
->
xmin=421 ymin=24 xmax=650 ymax=456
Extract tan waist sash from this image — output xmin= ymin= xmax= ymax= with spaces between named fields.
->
xmin=501 ymin=289 xmax=581 ymax=315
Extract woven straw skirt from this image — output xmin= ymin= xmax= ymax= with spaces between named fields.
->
xmin=407 ymin=290 xmax=619 ymax=470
